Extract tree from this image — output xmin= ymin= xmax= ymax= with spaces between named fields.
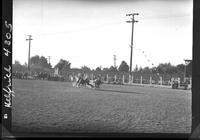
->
xmin=150 ymin=67 xmax=157 ymax=74
xmin=138 ymin=67 xmax=143 ymax=73
xmin=157 ymin=63 xmax=172 ymax=74
xmin=81 ymin=66 xmax=91 ymax=72
xmin=143 ymin=66 xmax=151 ymax=74
xmin=176 ymin=64 xmax=185 ymax=74
xmin=166 ymin=65 xmax=176 ymax=75
xmin=118 ymin=61 xmax=129 ymax=72
xmin=40 ymin=56 xmax=49 ymax=68
xmin=103 ymin=68 xmax=109 ymax=72
xmin=157 ymin=63 xmax=165 ymax=74
xmin=157 ymin=63 xmax=178 ymax=75
xmin=54 ymin=59 xmax=71 ymax=75
xmin=133 ymin=65 xmax=138 ymax=72
xmin=109 ymin=66 xmax=118 ymax=72
xmin=30 ymin=55 xmax=51 ymax=69
xmin=14 ymin=60 xmax=21 ymax=65
xmin=12 ymin=60 xmax=26 ymax=72
xmin=96 ymin=66 xmax=102 ymax=72
xmin=30 ymin=55 xmax=40 ymax=65
xmin=186 ymin=61 xmax=192 ymax=77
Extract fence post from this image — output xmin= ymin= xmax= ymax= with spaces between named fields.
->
xmin=170 ymin=77 xmax=173 ymax=87
xmin=140 ymin=76 xmax=143 ymax=84
xmin=107 ymin=74 xmax=109 ymax=83
xmin=132 ymin=74 xmax=134 ymax=84
xmin=160 ymin=76 xmax=162 ymax=85
xmin=150 ymin=76 xmax=152 ymax=85
xmin=114 ymin=75 xmax=117 ymax=83
xmin=178 ymin=77 xmax=180 ymax=88
xmin=189 ymin=77 xmax=192 ymax=89
xmin=123 ymin=75 xmax=125 ymax=84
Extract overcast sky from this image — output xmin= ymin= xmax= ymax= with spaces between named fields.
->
xmin=13 ymin=0 xmax=193 ymax=70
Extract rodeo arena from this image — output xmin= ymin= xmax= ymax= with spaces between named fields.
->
xmin=12 ymin=62 xmax=192 ymax=134
xmin=12 ymin=66 xmax=192 ymax=90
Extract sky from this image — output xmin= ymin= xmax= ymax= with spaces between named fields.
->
xmin=13 ymin=0 xmax=193 ymax=70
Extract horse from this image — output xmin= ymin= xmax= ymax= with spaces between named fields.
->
xmin=94 ymin=78 xmax=102 ymax=88
xmin=72 ymin=76 xmax=91 ymax=88
xmin=79 ymin=78 xmax=94 ymax=88
xmin=72 ymin=75 xmax=102 ymax=89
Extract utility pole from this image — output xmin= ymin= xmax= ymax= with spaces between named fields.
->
xmin=48 ymin=56 xmax=51 ymax=64
xmin=184 ymin=59 xmax=192 ymax=82
xmin=126 ymin=13 xmax=139 ymax=75
xmin=26 ymin=35 xmax=33 ymax=70
xmin=113 ymin=55 xmax=117 ymax=68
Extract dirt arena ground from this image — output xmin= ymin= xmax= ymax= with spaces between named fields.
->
xmin=12 ymin=79 xmax=191 ymax=134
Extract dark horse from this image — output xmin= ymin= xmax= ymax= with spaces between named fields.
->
xmin=94 ymin=79 xmax=102 ymax=88
xmin=78 ymin=78 xmax=94 ymax=88
xmin=77 ymin=77 xmax=102 ymax=89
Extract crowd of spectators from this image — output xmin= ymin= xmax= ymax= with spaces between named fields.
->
xmin=12 ymin=71 xmax=65 ymax=81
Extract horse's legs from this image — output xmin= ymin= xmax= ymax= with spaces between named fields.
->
xmin=76 ymin=78 xmax=81 ymax=87
xmin=87 ymin=83 xmax=94 ymax=88
xmin=78 ymin=79 xmax=84 ymax=87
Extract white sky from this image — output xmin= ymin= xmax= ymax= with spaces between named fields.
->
xmin=13 ymin=0 xmax=193 ymax=70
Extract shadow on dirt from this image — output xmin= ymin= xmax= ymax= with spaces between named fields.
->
xmin=95 ymin=88 xmax=145 ymax=94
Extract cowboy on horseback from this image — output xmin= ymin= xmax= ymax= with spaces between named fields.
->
xmin=94 ymin=75 xmax=102 ymax=88
xmin=84 ymin=75 xmax=94 ymax=88
xmin=76 ymin=72 xmax=84 ymax=87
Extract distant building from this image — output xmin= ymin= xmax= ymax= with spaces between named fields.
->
xmin=54 ymin=67 xmax=60 ymax=76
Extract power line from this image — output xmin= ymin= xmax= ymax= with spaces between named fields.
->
xmin=137 ymin=48 xmax=155 ymax=67
xmin=32 ymin=14 xmax=190 ymax=37
xmin=34 ymin=21 xmax=124 ymax=37
xmin=140 ymin=14 xmax=191 ymax=21
xmin=126 ymin=13 xmax=139 ymax=75
xmin=26 ymin=35 xmax=33 ymax=70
